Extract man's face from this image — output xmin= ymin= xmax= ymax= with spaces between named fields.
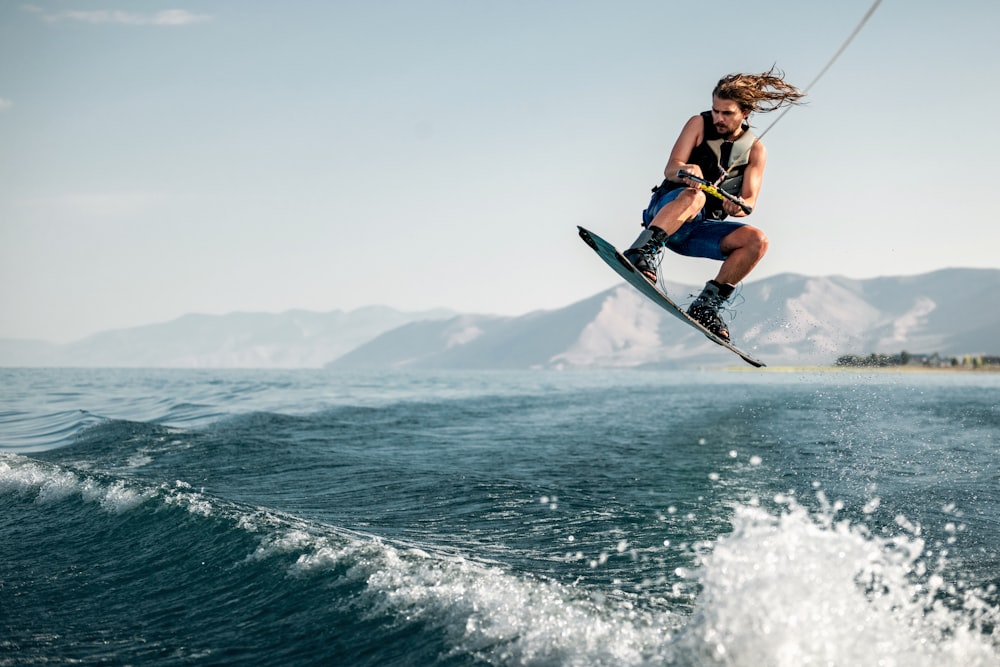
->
xmin=710 ymin=96 xmax=749 ymax=137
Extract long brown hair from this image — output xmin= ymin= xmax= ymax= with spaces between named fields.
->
xmin=713 ymin=67 xmax=805 ymax=113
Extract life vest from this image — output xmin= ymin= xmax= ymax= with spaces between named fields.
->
xmin=655 ymin=110 xmax=757 ymax=220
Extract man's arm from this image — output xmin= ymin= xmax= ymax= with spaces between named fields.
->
xmin=663 ymin=115 xmax=705 ymax=184
xmin=725 ymin=140 xmax=766 ymax=217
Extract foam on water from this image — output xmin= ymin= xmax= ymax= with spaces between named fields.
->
xmin=676 ymin=494 xmax=999 ymax=667
xmin=3 ymin=452 xmax=997 ymax=666
xmin=288 ymin=538 xmax=680 ymax=666
xmin=247 ymin=496 xmax=1000 ymax=666
xmin=2 ymin=454 xmax=155 ymax=514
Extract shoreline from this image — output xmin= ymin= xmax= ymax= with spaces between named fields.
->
xmin=737 ymin=365 xmax=1000 ymax=373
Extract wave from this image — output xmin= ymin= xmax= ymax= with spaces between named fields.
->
xmin=2 ymin=453 xmax=997 ymax=666
xmin=0 ymin=406 xmax=231 ymax=457
xmin=0 ymin=408 xmax=106 ymax=452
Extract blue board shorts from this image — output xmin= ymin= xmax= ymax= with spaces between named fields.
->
xmin=642 ymin=186 xmax=747 ymax=261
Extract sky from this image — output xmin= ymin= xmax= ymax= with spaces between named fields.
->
xmin=2 ymin=0 xmax=999 ymax=343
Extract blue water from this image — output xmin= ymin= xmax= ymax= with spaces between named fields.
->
xmin=1 ymin=368 xmax=998 ymax=666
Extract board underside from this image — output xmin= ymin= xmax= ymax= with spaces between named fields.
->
xmin=578 ymin=226 xmax=765 ymax=368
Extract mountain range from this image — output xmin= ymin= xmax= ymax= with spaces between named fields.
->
xmin=2 ymin=269 xmax=997 ymax=369
xmin=0 ymin=307 xmax=454 ymax=369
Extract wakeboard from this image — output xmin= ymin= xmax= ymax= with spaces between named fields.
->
xmin=577 ymin=226 xmax=765 ymax=368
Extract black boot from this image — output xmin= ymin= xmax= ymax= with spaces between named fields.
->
xmin=687 ymin=280 xmax=735 ymax=340
xmin=623 ymin=227 xmax=669 ymax=283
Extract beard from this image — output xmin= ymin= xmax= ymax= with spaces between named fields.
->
xmin=715 ymin=123 xmax=736 ymax=137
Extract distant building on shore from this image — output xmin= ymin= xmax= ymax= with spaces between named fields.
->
xmin=835 ymin=352 xmax=1000 ymax=368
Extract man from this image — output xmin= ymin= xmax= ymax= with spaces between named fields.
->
xmin=623 ymin=68 xmax=804 ymax=341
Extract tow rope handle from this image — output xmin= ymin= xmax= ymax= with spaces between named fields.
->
xmin=677 ymin=171 xmax=753 ymax=215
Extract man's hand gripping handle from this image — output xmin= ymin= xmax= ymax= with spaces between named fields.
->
xmin=677 ymin=170 xmax=753 ymax=215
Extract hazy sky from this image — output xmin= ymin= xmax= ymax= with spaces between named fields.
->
xmin=2 ymin=1 xmax=998 ymax=342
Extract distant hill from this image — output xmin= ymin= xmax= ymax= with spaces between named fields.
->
xmin=0 ymin=307 xmax=455 ymax=368
xmin=2 ymin=269 xmax=997 ymax=369
xmin=328 ymin=269 xmax=1000 ymax=370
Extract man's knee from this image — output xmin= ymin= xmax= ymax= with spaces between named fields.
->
xmin=752 ymin=228 xmax=769 ymax=255
xmin=652 ymin=189 xmax=706 ymax=231
xmin=678 ymin=188 xmax=706 ymax=211
xmin=723 ymin=226 xmax=768 ymax=256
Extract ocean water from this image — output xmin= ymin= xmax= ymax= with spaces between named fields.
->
xmin=1 ymin=368 xmax=998 ymax=666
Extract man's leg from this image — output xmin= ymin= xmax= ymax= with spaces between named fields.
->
xmin=687 ymin=225 xmax=768 ymax=341
xmin=714 ymin=225 xmax=769 ymax=285
xmin=649 ymin=188 xmax=706 ymax=236
xmin=624 ymin=188 xmax=706 ymax=282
